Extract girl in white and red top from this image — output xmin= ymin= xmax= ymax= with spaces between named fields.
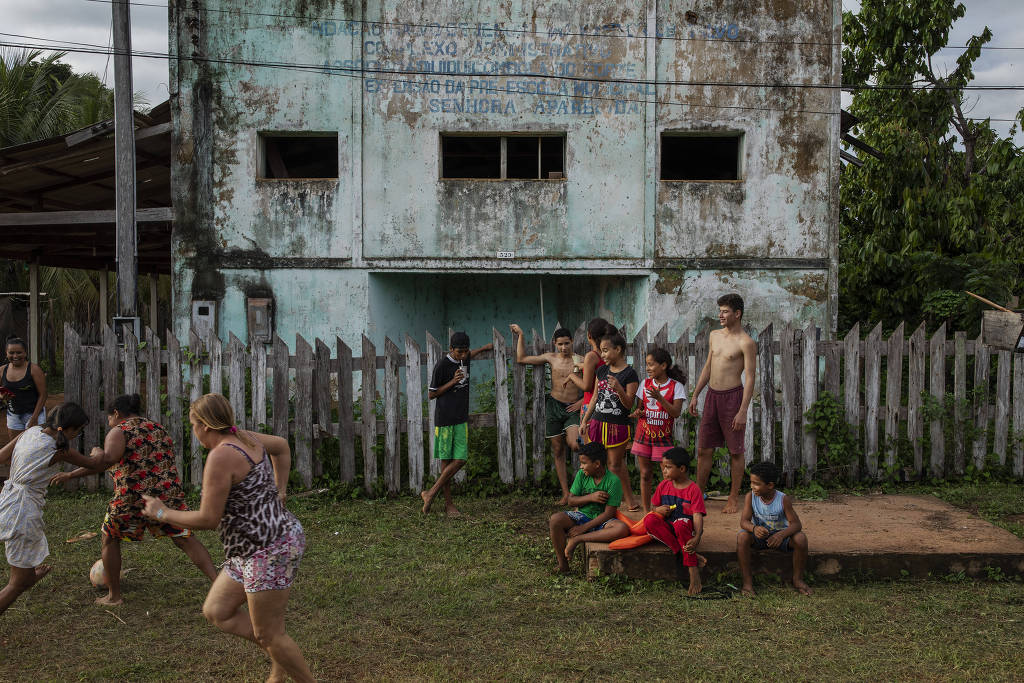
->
xmin=631 ymin=347 xmax=687 ymax=512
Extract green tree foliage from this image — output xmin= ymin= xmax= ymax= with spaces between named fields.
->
xmin=0 ymin=49 xmax=86 ymax=147
xmin=840 ymin=0 xmax=1024 ymax=334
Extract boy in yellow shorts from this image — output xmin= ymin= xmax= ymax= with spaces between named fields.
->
xmin=421 ymin=332 xmax=492 ymax=516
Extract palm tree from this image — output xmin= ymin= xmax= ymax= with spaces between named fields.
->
xmin=0 ymin=48 xmax=86 ymax=147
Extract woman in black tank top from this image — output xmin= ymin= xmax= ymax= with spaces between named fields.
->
xmin=1 ymin=337 xmax=47 ymax=437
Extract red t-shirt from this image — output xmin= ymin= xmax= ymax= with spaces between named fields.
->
xmin=635 ymin=377 xmax=686 ymax=447
xmin=651 ymin=480 xmax=706 ymax=524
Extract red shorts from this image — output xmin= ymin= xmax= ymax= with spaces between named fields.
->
xmin=588 ymin=420 xmax=632 ymax=448
xmin=697 ymin=385 xmax=745 ymax=454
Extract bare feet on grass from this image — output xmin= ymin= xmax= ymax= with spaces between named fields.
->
xmin=741 ymin=584 xmax=756 ymax=597
xmin=445 ymin=505 xmax=462 ymax=518
xmin=420 ymin=491 xmax=432 ymax=514
xmin=95 ymin=594 xmax=123 ymax=606
xmin=722 ymin=497 xmax=740 ymax=514
xmin=687 ymin=567 xmax=702 ymax=596
xmin=793 ymin=579 xmax=813 ymax=596
xmin=33 ymin=565 xmax=52 ymax=583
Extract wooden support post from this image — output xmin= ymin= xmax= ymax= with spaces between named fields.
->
xmin=405 ymin=335 xmax=424 ymax=493
xmin=99 ymin=269 xmax=109 ymax=329
xmin=493 ymin=327 xmax=513 ymax=484
xmin=29 ymin=258 xmax=39 ymax=362
xmin=337 ymin=337 xmax=355 ymax=483
xmin=113 ymin=0 xmax=138 ymax=321
xmin=929 ymin=323 xmax=947 ymax=478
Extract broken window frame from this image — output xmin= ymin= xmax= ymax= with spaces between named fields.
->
xmin=258 ymin=132 xmax=339 ymax=180
xmin=440 ymin=133 xmax=566 ymax=180
xmin=659 ymin=131 xmax=744 ymax=182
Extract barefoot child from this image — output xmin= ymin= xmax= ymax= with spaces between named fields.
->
xmin=631 ymin=348 xmax=687 ymax=512
xmin=548 ymin=442 xmax=629 ymax=573
xmin=737 ymin=461 xmax=812 ymax=596
xmin=422 ymin=332 xmax=493 ymax=516
xmin=51 ymin=393 xmax=218 ymax=605
xmin=579 ymin=327 xmax=641 ymax=511
xmin=509 ymin=324 xmax=583 ymax=504
xmin=0 ymin=403 xmax=96 ymax=615
xmin=689 ymin=293 xmax=756 ymax=514
xmin=643 ymin=447 xmax=706 ymax=595
xmin=562 ymin=318 xmax=610 ymax=443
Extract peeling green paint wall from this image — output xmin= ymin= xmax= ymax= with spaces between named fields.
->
xmin=170 ymin=0 xmax=839 ymax=350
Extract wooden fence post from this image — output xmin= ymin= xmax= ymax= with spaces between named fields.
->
xmin=743 ymin=325 xmax=756 ymax=464
xmin=361 ymin=335 xmax=377 ymax=494
xmin=758 ymin=324 xmax=774 ymax=463
xmin=63 ymin=324 xmax=82 ymax=491
xmin=426 ymin=332 xmax=442 ymax=479
xmin=632 ymin=323 xmax=648 ymax=373
xmin=1013 ymin=353 xmax=1024 ymax=478
xmin=493 ymin=327 xmax=513 ymax=484
xmin=383 ymin=337 xmax=401 ymax=494
xmin=673 ymin=330 xmax=690 ymax=453
xmin=122 ymin=326 xmax=139 ymax=396
xmin=842 ymin=323 xmax=861 ymax=479
xmin=337 ymin=337 xmax=355 ymax=483
xmin=694 ymin=327 xmax=710 ymax=457
xmin=531 ymin=330 xmax=546 ymax=482
xmin=167 ymin=331 xmax=183 ymax=479
xmin=863 ymin=323 xmax=882 ymax=479
xmin=145 ymin=327 xmax=160 ymax=423
xmin=971 ymin=332 xmax=989 ymax=470
xmin=511 ymin=329 xmax=527 ymax=481
xmin=271 ymin=335 xmax=289 ymax=438
xmin=405 ymin=335 xmax=424 ymax=493
xmin=294 ymin=335 xmax=314 ymax=489
xmin=907 ymin=323 xmax=926 ymax=476
xmin=953 ymin=331 xmax=967 ymax=474
xmin=83 ymin=344 xmax=102 ymax=491
xmin=801 ymin=323 xmax=818 ymax=480
xmin=780 ymin=324 xmax=798 ymax=481
xmin=929 ymin=323 xmax=947 ymax=478
xmin=314 ymin=338 xmax=332 ymax=443
xmin=228 ymin=333 xmax=246 ymax=431
xmin=250 ymin=341 xmax=267 ymax=431
xmin=207 ymin=329 xmax=222 ymax=396
xmin=994 ymin=350 xmax=1011 ymax=465
xmin=189 ymin=329 xmax=204 ymax=487
xmin=884 ymin=323 xmax=904 ymax=471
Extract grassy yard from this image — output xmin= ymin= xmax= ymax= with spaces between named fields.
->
xmin=0 ymin=486 xmax=1021 ymax=682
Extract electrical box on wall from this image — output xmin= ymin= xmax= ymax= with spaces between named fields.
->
xmin=247 ymin=297 xmax=274 ymax=344
xmin=191 ymin=300 xmax=217 ymax=340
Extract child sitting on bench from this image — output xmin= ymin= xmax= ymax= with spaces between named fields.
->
xmin=643 ymin=447 xmax=706 ymax=595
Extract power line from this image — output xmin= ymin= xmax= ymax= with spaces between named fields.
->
xmin=3 ymin=35 xmax=1024 ymax=95
xmin=79 ymin=0 xmax=1024 ymax=52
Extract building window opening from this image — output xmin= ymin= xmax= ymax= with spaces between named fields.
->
xmin=660 ymin=133 xmax=742 ymax=181
xmin=260 ymin=134 xmax=338 ymax=179
xmin=442 ymin=134 xmax=565 ymax=179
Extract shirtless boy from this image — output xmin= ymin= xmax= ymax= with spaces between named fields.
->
xmin=688 ymin=293 xmax=756 ymax=514
xmin=510 ymin=324 xmax=583 ymax=504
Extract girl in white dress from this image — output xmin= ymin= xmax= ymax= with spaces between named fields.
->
xmin=0 ymin=403 xmax=94 ymax=615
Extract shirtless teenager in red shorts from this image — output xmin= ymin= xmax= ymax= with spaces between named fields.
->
xmin=689 ymin=293 xmax=757 ymax=514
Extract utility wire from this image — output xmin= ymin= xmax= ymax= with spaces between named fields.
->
xmin=79 ymin=0 xmax=1024 ymax=52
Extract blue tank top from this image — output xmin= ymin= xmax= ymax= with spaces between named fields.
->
xmin=751 ymin=491 xmax=787 ymax=532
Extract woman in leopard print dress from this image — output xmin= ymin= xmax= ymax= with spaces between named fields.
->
xmin=142 ymin=393 xmax=312 ymax=683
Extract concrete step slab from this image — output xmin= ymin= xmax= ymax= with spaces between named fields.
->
xmin=585 ymin=494 xmax=1024 ymax=581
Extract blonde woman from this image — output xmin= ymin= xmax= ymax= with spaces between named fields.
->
xmin=142 ymin=393 xmax=313 ymax=683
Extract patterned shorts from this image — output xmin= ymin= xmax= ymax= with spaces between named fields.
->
xmin=224 ymin=529 xmax=306 ymax=593
xmin=102 ymin=511 xmax=191 ymax=542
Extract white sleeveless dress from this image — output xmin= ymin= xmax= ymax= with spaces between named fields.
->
xmin=0 ymin=427 xmax=60 ymax=568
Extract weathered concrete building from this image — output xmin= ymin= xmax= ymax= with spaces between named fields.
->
xmin=170 ymin=0 xmax=840 ymax=348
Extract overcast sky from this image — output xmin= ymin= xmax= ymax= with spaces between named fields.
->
xmin=1 ymin=0 xmax=1021 ymax=140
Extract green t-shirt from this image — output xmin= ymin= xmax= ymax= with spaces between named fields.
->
xmin=570 ymin=469 xmax=624 ymax=519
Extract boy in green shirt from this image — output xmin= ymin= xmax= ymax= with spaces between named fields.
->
xmin=548 ymin=442 xmax=629 ymax=573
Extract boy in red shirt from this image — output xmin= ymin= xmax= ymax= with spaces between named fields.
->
xmin=643 ymin=447 xmax=706 ymax=595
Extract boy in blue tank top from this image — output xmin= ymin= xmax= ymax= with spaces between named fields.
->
xmin=737 ymin=461 xmax=811 ymax=596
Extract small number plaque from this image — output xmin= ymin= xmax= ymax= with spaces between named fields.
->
xmin=497 ymin=251 xmax=515 ymax=259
